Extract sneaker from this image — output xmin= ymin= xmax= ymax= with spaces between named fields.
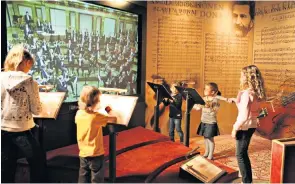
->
xmin=207 ymin=157 xmax=214 ymax=160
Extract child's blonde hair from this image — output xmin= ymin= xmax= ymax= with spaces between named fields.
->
xmin=78 ymin=86 xmax=101 ymax=112
xmin=240 ymin=65 xmax=265 ymax=100
xmin=4 ymin=44 xmax=35 ymax=71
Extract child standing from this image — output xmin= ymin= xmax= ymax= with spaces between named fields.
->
xmin=230 ymin=65 xmax=265 ymax=183
xmin=1 ymin=45 xmax=46 ymax=182
xmin=163 ymin=82 xmax=184 ymax=142
xmin=193 ymin=82 xmax=229 ymax=160
xmin=75 ymin=86 xmax=117 ymax=183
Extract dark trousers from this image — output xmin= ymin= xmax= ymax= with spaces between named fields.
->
xmin=169 ymin=118 xmax=184 ymax=142
xmin=1 ymin=129 xmax=46 ymax=183
xmin=236 ymin=128 xmax=256 ymax=183
xmin=79 ymin=155 xmax=105 ymax=183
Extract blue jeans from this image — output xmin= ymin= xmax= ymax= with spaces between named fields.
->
xmin=79 ymin=155 xmax=105 ymax=183
xmin=1 ymin=129 xmax=46 ymax=183
xmin=169 ymin=118 xmax=184 ymax=142
xmin=236 ymin=128 xmax=256 ymax=183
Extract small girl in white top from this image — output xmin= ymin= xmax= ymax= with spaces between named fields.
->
xmin=193 ymin=82 xmax=231 ymax=160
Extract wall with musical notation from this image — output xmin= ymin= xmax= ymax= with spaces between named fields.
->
xmin=145 ymin=1 xmax=295 ymax=139
xmin=253 ymin=1 xmax=295 ymax=139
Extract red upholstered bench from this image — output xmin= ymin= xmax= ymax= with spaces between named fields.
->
xmin=104 ymin=140 xmax=194 ymax=181
xmin=16 ymin=127 xmax=237 ymax=183
xmin=46 ymin=126 xmax=170 ymax=160
xmin=16 ymin=127 xmax=170 ymax=182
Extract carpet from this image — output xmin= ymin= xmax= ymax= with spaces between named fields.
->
xmin=189 ymin=133 xmax=272 ymax=182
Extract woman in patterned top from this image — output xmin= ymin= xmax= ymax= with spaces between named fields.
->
xmin=1 ymin=45 xmax=46 ymax=182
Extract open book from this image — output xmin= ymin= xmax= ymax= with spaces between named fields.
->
xmin=180 ymin=155 xmax=226 ymax=183
xmin=95 ymin=94 xmax=138 ymax=126
xmin=33 ymin=92 xmax=66 ymax=119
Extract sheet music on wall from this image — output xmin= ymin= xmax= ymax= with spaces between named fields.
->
xmin=253 ymin=1 xmax=295 ymax=97
xmin=150 ymin=17 xmax=202 ymax=84
xmin=253 ymin=1 xmax=295 ymax=139
xmin=204 ymin=33 xmax=249 ymax=97
xmin=156 ymin=17 xmax=202 ymax=83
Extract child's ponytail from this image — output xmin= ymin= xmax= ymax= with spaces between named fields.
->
xmin=216 ymin=91 xmax=222 ymax=96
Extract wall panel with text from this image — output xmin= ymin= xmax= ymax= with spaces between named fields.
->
xmin=145 ymin=1 xmax=295 ymax=139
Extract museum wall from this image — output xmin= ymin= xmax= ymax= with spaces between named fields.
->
xmin=145 ymin=1 xmax=295 ymax=139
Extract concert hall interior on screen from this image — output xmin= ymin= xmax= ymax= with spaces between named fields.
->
xmin=1 ymin=0 xmax=295 ymax=183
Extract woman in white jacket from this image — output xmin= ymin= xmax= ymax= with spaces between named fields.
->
xmin=1 ymin=45 xmax=46 ymax=182
xmin=230 ymin=65 xmax=266 ymax=183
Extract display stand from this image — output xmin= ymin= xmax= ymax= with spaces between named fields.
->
xmin=97 ymin=94 xmax=138 ymax=182
xmin=33 ymin=92 xmax=66 ymax=149
xmin=107 ymin=123 xmax=117 ymax=183
xmin=147 ymin=82 xmax=173 ymax=132
xmin=270 ymin=138 xmax=295 ymax=183
xmin=175 ymin=86 xmax=205 ymax=147
xmin=179 ymin=155 xmax=226 ymax=183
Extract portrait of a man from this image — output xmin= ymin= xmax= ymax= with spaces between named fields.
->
xmin=232 ymin=1 xmax=255 ymax=37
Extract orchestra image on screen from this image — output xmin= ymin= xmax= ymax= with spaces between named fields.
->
xmin=6 ymin=0 xmax=139 ymax=101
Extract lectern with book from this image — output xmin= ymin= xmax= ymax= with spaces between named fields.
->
xmin=33 ymin=92 xmax=66 ymax=148
xmin=179 ymin=155 xmax=226 ymax=183
xmin=147 ymin=82 xmax=173 ymax=132
xmin=95 ymin=94 xmax=138 ymax=183
xmin=175 ymin=86 xmax=205 ymax=147
xmin=95 ymin=94 xmax=138 ymax=127
xmin=34 ymin=92 xmax=65 ymax=119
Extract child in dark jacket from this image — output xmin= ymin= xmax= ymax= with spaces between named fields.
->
xmin=163 ymin=82 xmax=184 ymax=142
